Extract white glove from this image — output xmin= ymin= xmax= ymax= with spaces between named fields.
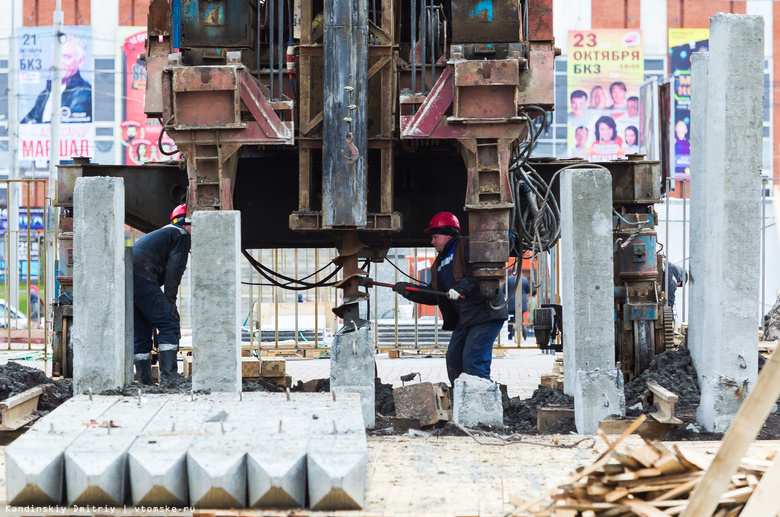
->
xmin=447 ymin=288 xmax=461 ymax=300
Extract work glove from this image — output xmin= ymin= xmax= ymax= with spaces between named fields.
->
xmin=170 ymin=303 xmax=180 ymax=322
xmin=447 ymin=288 xmax=462 ymax=301
xmin=393 ymin=282 xmax=413 ymax=294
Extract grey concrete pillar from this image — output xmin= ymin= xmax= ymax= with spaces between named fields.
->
xmin=73 ymin=177 xmax=128 ymax=394
xmin=691 ymin=14 xmax=763 ymax=432
xmin=124 ymin=247 xmax=134 ymax=386
xmin=191 ymin=211 xmax=242 ymax=393
xmin=688 ymin=51 xmax=709 ymax=382
xmin=330 ymin=326 xmax=376 ymax=428
xmin=560 ymin=168 xmax=615 ymax=395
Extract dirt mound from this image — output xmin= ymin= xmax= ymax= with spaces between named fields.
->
xmin=503 ymin=385 xmax=573 ymax=433
xmin=0 ymin=361 xmax=73 ymax=416
xmin=624 ymin=347 xmax=700 ymax=407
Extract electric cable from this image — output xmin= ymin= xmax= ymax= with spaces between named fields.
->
xmin=157 ymin=116 xmax=179 ymax=156
xmin=242 ymin=249 xmax=342 ymax=290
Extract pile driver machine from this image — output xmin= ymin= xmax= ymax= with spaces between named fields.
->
xmin=53 ymin=0 xmax=671 ymax=381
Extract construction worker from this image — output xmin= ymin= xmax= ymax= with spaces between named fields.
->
xmin=394 ymin=212 xmax=508 ymax=384
xmin=132 ymin=204 xmax=191 ymax=384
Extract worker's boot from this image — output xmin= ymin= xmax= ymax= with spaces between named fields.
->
xmin=134 ymin=354 xmax=154 ymax=385
xmin=158 ymin=346 xmax=181 ymax=385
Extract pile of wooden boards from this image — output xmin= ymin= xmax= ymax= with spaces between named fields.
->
xmin=241 ymin=357 xmax=292 ymax=388
xmin=530 ymin=418 xmax=776 ymax=516
xmin=518 ymin=346 xmax=780 ymax=517
xmin=181 ymin=352 xmax=292 ymax=388
xmin=541 ymin=353 xmax=564 ymax=390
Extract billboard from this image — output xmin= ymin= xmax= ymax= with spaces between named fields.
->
xmin=668 ymin=28 xmax=709 ymax=178
xmin=17 ymin=26 xmax=94 ymax=173
xmin=119 ymin=29 xmax=180 ymax=165
xmin=567 ymin=29 xmax=644 ymax=161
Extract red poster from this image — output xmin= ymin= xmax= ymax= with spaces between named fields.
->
xmin=121 ymin=31 xmax=179 ymax=164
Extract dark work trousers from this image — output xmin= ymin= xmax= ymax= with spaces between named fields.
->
xmin=446 ymin=319 xmax=504 ymax=385
xmin=133 ymin=276 xmax=180 ymax=355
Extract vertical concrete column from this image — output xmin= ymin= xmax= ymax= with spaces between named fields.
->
xmin=330 ymin=326 xmax=376 ymax=428
xmin=73 ymin=177 xmax=127 ymax=394
xmin=691 ymin=14 xmax=763 ymax=432
xmin=688 ymin=51 xmax=709 ymax=379
xmin=560 ymin=168 xmax=615 ymax=394
xmin=561 ymin=168 xmax=624 ymax=434
xmin=192 ymin=211 xmax=242 ymax=393
xmin=124 ymin=247 xmax=134 ymax=386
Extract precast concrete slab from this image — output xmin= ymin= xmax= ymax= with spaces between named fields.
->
xmin=6 ymin=396 xmax=118 ymax=505
xmin=127 ymin=393 xmax=237 ymax=506
xmin=330 ymin=327 xmax=376 ymax=428
xmin=64 ymin=395 xmax=172 ymax=506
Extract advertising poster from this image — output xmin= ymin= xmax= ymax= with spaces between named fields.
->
xmin=638 ymin=77 xmax=659 ymax=161
xmin=567 ymin=29 xmax=644 ymax=161
xmin=17 ymin=26 xmax=94 ymax=173
xmin=119 ymin=28 xmax=180 ymax=165
xmin=668 ymin=28 xmax=709 ymax=178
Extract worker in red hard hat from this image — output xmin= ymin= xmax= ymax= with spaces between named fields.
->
xmin=131 ymin=203 xmax=192 ymax=385
xmin=394 ymin=212 xmax=508 ymax=385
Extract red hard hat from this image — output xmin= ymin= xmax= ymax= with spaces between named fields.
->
xmin=424 ymin=212 xmax=460 ymax=233
xmin=170 ymin=204 xmax=189 ymax=224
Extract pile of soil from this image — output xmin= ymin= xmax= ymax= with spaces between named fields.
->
xmin=0 ymin=361 xmax=73 ymax=416
xmin=624 ymin=347 xmax=701 ymax=408
xmin=503 ymin=385 xmax=574 ymax=434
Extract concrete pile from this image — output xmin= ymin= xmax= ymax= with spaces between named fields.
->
xmin=6 ymin=391 xmax=368 ymax=510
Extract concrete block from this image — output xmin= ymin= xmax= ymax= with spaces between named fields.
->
xmin=330 ymin=327 xmax=376 ymax=428
xmin=560 ymin=169 xmax=615 ymax=396
xmin=574 ymin=368 xmax=625 ymax=435
xmin=689 ymin=14 xmax=763 ymax=431
xmin=452 ymin=373 xmax=503 ymax=427
xmin=192 ymin=211 xmax=242 ymax=393
xmin=247 ymin=440 xmax=307 ymax=508
xmin=73 ymin=177 xmax=127 ymax=394
xmin=65 ymin=395 xmax=171 ymax=505
xmin=5 ymin=397 xmax=118 ymax=505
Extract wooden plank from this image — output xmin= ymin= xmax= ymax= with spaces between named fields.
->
xmin=652 ymin=477 xmax=701 ymax=502
xmin=260 ymin=357 xmax=285 ymax=377
xmin=622 ymin=499 xmax=670 ymax=517
xmin=739 ymin=451 xmax=780 ymax=517
xmin=241 ymin=357 xmax=261 ymax=378
xmin=681 ymin=347 xmax=780 ymax=517
xmin=0 ymin=385 xmax=45 ymax=431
